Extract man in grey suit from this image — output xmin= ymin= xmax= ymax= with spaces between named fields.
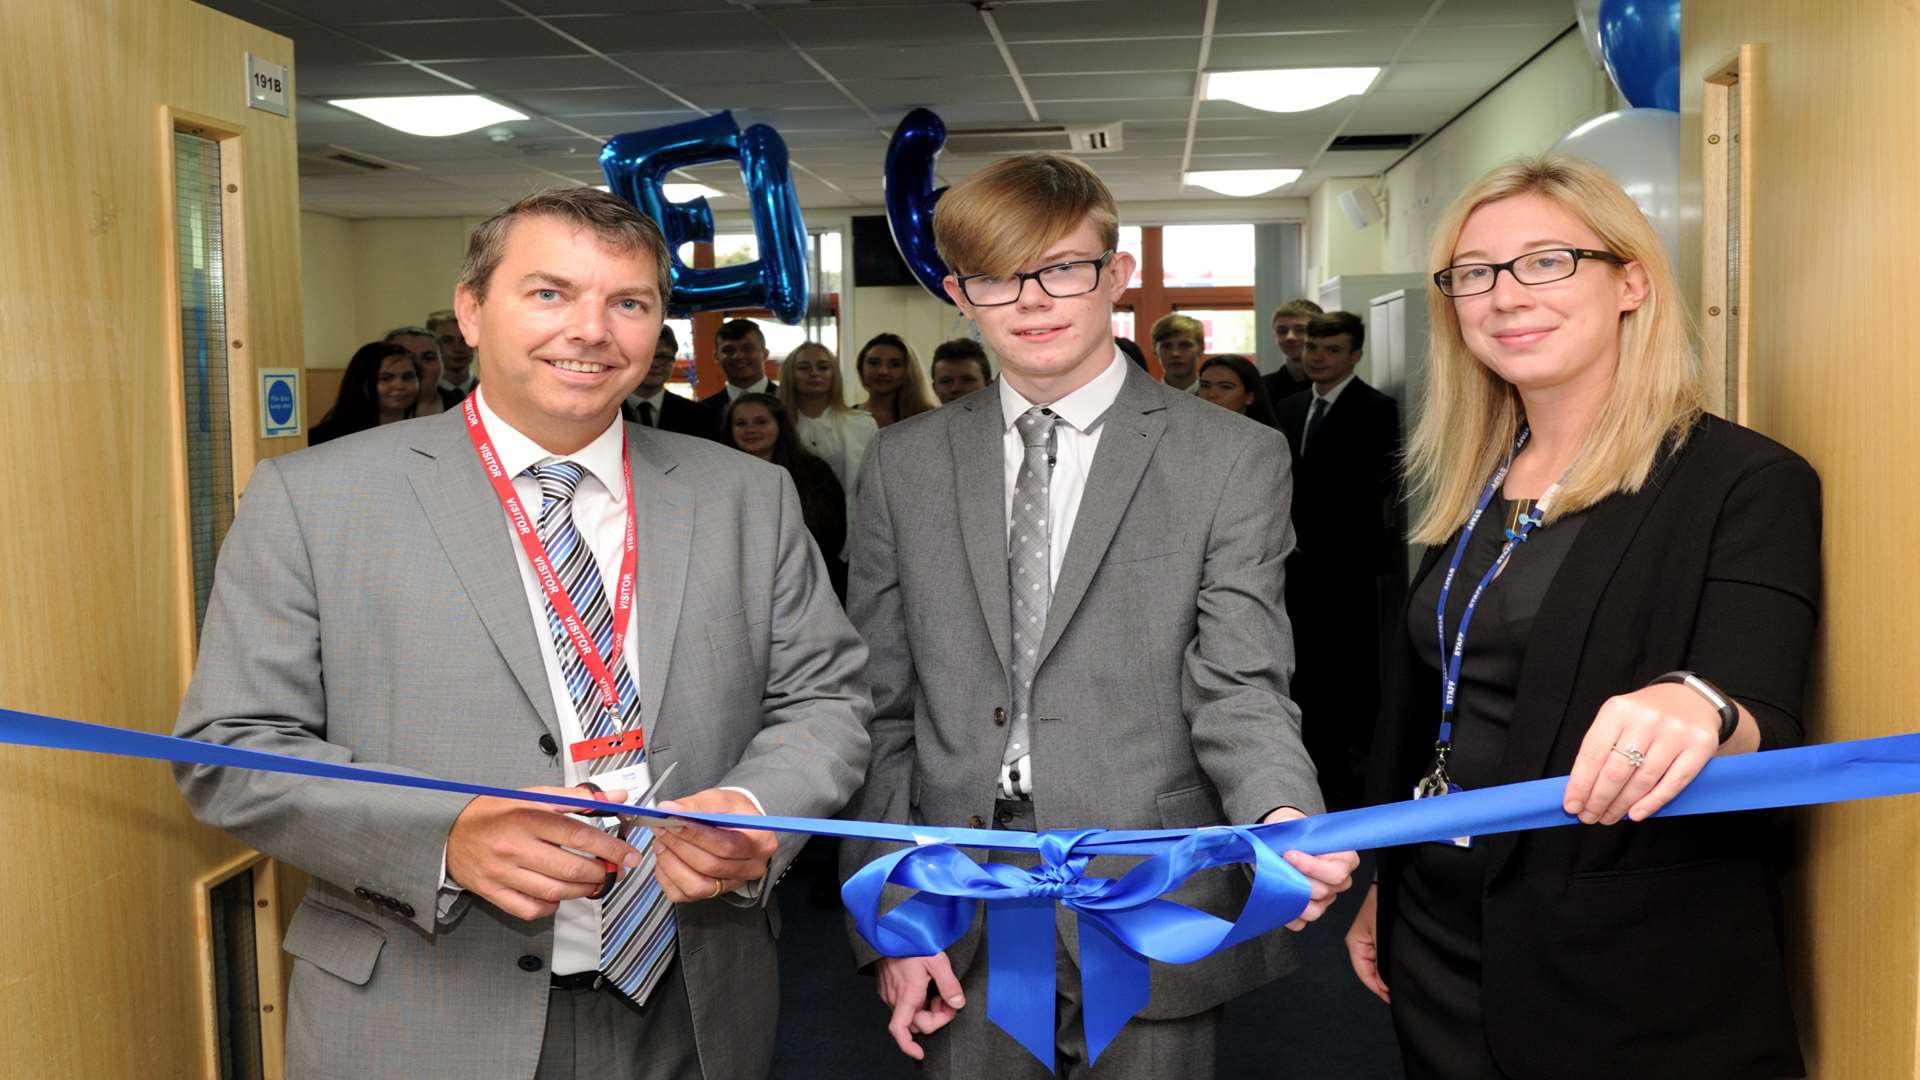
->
xmin=840 ymin=154 xmax=1359 ymax=1078
xmin=176 ymin=188 xmax=870 ymax=1079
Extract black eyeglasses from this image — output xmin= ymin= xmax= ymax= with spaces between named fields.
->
xmin=955 ymin=251 xmax=1115 ymax=307
xmin=1433 ymin=248 xmax=1627 ymax=297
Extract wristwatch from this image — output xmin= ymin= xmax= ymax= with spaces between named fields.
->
xmin=1652 ymin=671 xmax=1739 ymax=743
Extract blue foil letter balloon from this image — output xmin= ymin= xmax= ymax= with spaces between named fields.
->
xmin=884 ymin=108 xmax=954 ymax=304
xmin=1597 ymin=0 xmax=1681 ymax=112
xmin=600 ymin=111 xmax=810 ymax=324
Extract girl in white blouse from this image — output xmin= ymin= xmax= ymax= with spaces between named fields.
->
xmin=780 ymin=342 xmax=877 ymax=558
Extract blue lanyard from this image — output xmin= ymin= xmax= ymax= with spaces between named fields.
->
xmin=1423 ymin=427 xmax=1562 ymax=794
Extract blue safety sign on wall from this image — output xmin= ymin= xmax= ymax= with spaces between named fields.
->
xmin=260 ymin=368 xmax=301 ymax=438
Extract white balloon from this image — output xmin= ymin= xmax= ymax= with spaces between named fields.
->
xmin=1575 ymin=0 xmax=1605 ymax=69
xmin=1552 ymin=108 xmax=1685 ymax=264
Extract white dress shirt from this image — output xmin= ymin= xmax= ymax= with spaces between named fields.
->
xmin=995 ymin=349 xmax=1128 ymax=796
xmin=1300 ymin=372 xmax=1357 ymax=453
xmin=625 ymin=387 xmax=668 ymax=426
xmin=795 ymin=409 xmax=878 ymax=558
xmin=724 ymin=377 xmax=770 ymax=400
xmin=449 ymin=390 xmax=758 ymax=974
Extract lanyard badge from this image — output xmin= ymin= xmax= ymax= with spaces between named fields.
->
xmin=1422 ymin=426 xmax=1566 ymax=849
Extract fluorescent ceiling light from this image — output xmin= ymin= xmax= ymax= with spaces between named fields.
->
xmin=328 ymin=96 xmax=526 ymax=137
xmin=1183 ymin=169 xmax=1304 ymax=197
xmin=593 ymin=183 xmax=726 ymax=201
xmin=1202 ymin=68 xmax=1381 ymax=113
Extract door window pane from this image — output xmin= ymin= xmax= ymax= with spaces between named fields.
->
xmin=1162 ymin=224 xmax=1255 ymax=287
xmin=1118 ymin=225 xmax=1143 ymax=288
xmin=1176 ymin=308 xmax=1258 ymax=356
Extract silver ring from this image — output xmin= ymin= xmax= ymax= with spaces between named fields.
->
xmin=1611 ymin=743 xmax=1646 ymax=769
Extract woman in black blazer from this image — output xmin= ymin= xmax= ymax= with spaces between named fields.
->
xmin=1343 ymin=156 xmax=1819 ymax=1079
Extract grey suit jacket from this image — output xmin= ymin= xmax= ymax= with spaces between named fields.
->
xmin=175 ymin=407 xmax=870 ymax=1080
xmin=840 ymin=362 xmax=1322 ymax=1020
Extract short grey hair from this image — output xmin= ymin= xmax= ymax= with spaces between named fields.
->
xmin=459 ymin=187 xmax=674 ymax=305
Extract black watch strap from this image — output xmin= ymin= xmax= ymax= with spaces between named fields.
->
xmin=1652 ymin=670 xmax=1739 ymax=743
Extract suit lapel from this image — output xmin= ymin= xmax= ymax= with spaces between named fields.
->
xmin=1035 ymin=366 xmax=1167 ymax=670
xmin=406 ymin=410 xmax=561 ymax=741
xmin=1481 ymin=453 xmax=1676 ymax=882
xmin=626 ymin=428 xmax=691 ymax=750
xmin=953 ymin=397 xmax=1013 ymax=677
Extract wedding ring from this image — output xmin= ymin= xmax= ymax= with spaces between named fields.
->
xmin=1611 ymin=743 xmax=1646 ymax=769
xmin=709 ymin=876 xmax=724 ymax=899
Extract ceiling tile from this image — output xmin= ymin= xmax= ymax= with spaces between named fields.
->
xmin=539 ymin=12 xmax=786 ymax=53
xmin=346 ymin=18 xmax=575 ymax=61
xmin=758 ymin=3 xmax=988 ymax=48
xmin=295 ymin=64 xmax=459 ymax=97
xmin=1379 ymin=59 xmax=1516 ymax=93
xmin=1026 ymin=73 xmax=1195 ymax=101
xmin=1011 ymin=38 xmax=1199 ymax=73
xmin=509 ymin=87 xmax=699 ymax=115
xmin=1398 ymin=23 xmax=1566 ymax=62
xmin=1037 ymin=99 xmax=1193 ymax=123
xmin=808 ymin=43 xmax=1008 ymax=80
xmin=1213 ymin=0 xmax=1437 ymax=34
xmin=838 ymin=75 xmax=1021 ymax=110
xmin=1205 ymin=31 xmax=1403 ymax=68
xmin=424 ymin=56 xmax=629 ymax=92
xmin=612 ymin=50 xmax=822 ymax=84
xmin=991 ymin=0 xmax=1211 ymax=41
xmin=682 ymin=82 xmax=860 ymax=111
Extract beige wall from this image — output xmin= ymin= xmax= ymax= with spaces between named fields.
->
xmin=300 ymin=210 xmax=481 ymax=368
xmin=0 ymin=0 xmax=305 ymax=1073
xmin=1374 ymin=31 xmax=1617 ymax=273
xmin=1680 ymin=5 xmax=1920 ymax=1076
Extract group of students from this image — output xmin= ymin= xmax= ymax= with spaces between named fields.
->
xmin=180 ymin=145 xmax=1822 ymax=1080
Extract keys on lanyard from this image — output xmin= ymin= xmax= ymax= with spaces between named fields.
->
xmin=1421 ymin=425 xmax=1565 ymax=849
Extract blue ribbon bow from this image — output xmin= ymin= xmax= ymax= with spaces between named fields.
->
xmin=842 ymin=826 xmax=1312 ymax=1066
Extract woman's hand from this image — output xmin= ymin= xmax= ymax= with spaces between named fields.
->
xmin=1344 ymin=883 xmax=1390 ymax=1004
xmin=1563 ymin=682 xmax=1752 ymax=825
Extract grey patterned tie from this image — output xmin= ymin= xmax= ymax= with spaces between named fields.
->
xmin=1005 ymin=406 xmax=1057 ymax=789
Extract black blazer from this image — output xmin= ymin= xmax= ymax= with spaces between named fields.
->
xmin=1370 ymin=414 xmax=1820 ymax=1079
xmin=698 ymin=381 xmax=778 ymax=428
xmin=624 ymin=391 xmax=718 ymax=441
xmin=1262 ymin=366 xmax=1310 ymax=405
xmin=1275 ymin=378 xmax=1401 ymax=574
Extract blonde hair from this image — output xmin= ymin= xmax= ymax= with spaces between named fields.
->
xmin=778 ymin=341 xmax=854 ymax=416
xmin=933 ymin=154 xmax=1120 ymax=277
xmin=1406 ymin=154 xmax=1707 ymax=545
xmin=1150 ymin=312 xmax=1205 ymax=347
xmin=856 ymin=333 xmax=937 ymax=421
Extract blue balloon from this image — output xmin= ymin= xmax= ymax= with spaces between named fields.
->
xmin=1598 ymin=0 xmax=1681 ymax=111
xmin=883 ymin=108 xmax=953 ymax=304
xmin=599 ymin=111 xmax=811 ymax=324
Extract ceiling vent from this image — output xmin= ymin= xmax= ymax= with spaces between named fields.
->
xmin=1327 ymin=133 xmax=1421 ymax=151
xmin=297 ymin=145 xmax=417 ymax=177
xmin=943 ymin=123 xmax=1123 ymax=156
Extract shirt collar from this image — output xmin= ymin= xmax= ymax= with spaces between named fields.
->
xmin=626 ymin=387 xmax=667 ymax=409
xmin=726 ymin=377 xmax=770 ymax=400
xmin=474 ymin=387 xmax=628 ymax=506
xmin=1312 ymin=372 xmax=1358 ymax=406
xmin=998 ymin=347 xmax=1127 ymax=433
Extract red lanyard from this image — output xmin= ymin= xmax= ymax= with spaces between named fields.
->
xmin=463 ymin=396 xmax=637 ymax=719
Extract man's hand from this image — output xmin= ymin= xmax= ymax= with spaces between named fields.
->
xmin=649 ymin=788 xmax=780 ymax=902
xmin=1262 ymin=806 xmax=1361 ymax=931
xmin=446 ymin=787 xmax=643 ymax=921
xmin=876 ymin=953 xmax=965 ymax=1061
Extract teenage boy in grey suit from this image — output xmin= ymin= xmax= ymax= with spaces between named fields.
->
xmin=176 ymin=189 xmax=870 ymax=1080
xmin=841 ymin=154 xmax=1360 ymax=1078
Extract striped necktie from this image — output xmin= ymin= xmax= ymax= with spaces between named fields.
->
xmin=527 ymin=460 xmax=677 ymax=1006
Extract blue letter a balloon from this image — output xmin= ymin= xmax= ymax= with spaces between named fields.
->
xmin=1598 ymin=0 xmax=1681 ymax=112
xmin=600 ymin=111 xmax=811 ymax=324
xmin=884 ymin=108 xmax=955 ymax=305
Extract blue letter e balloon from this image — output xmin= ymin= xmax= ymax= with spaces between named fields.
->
xmin=600 ymin=111 xmax=810 ymax=324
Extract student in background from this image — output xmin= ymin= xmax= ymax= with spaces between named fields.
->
xmin=309 ymin=341 xmax=418 ymax=446
xmin=854 ymin=332 xmax=937 ymax=428
xmin=929 ymin=337 xmax=995 ymax=404
xmin=1150 ymin=312 xmax=1205 ymax=393
xmin=1196 ymin=354 xmax=1280 ymax=429
xmin=726 ymin=391 xmax=850 ymax=603
xmin=386 ymin=325 xmax=456 ymax=416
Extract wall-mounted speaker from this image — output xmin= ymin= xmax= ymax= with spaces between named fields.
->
xmin=1339 ymin=187 xmax=1382 ymax=230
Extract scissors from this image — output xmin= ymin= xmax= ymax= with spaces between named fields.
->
xmin=577 ymin=759 xmax=677 ymax=898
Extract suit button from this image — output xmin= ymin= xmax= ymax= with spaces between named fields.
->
xmin=354 ymin=887 xmax=372 ymax=901
xmin=381 ymin=896 xmax=400 ymax=911
xmin=993 ymin=707 xmax=1006 ymax=727
xmin=969 ymin=815 xmax=985 ymax=829
xmin=397 ymin=902 xmax=417 ymax=919
xmin=538 ymin=734 xmax=559 ymax=756
xmin=517 ymin=954 xmax=544 ymax=973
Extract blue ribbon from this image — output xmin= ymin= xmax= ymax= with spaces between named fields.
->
xmin=7 ymin=705 xmax=1920 ymax=1069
